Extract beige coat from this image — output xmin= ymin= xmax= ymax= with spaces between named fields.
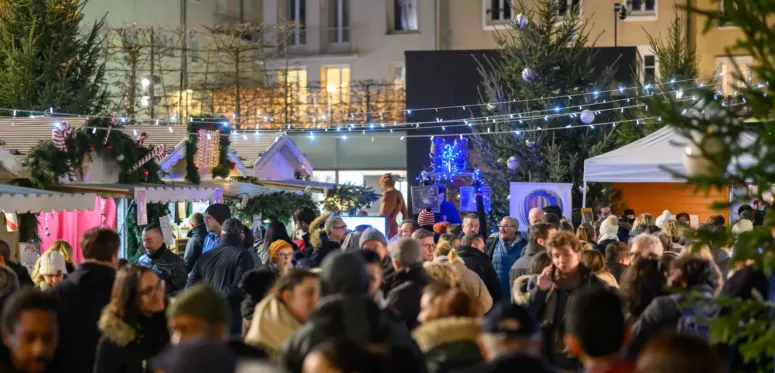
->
xmin=244 ymin=295 xmax=302 ymax=362
xmin=438 ymin=255 xmax=493 ymax=313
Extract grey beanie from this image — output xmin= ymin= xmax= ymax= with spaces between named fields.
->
xmin=359 ymin=228 xmax=387 ymax=248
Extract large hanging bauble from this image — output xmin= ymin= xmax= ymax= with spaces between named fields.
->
xmin=683 ymin=132 xmax=730 ymax=178
xmin=580 ymin=109 xmax=595 ymax=124
xmin=522 ymin=68 xmax=536 ymax=82
xmin=507 ymin=156 xmax=519 ymax=171
xmin=515 ymin=13 xmax=528 ymax=29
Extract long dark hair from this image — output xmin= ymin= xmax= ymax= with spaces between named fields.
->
xmin=104 ymin=264 xmax=158 ymax=325
xmin=619 ymin=257 xmax=666 ymax=320
xmin=271 ymin=268 xmax=318 ymax=300
xmin=264 ymin=221 xmax=299 ymax=251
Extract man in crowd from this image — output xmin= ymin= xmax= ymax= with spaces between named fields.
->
xmin=566 ymin=287 xmax=635 ymax=373
xmin=411 ymin=229 xmax=436 ymax=262
xmin=630 ymin=234 xmax=664 ymax=260
xmin=0 ymin=289 xmax=59 ymax=373
xmin=604 ymin=242 xmax=630 ymax=283
xmin=528 ymin=208 xmax=545 ymax=227
xmin=310 ymin=216 xmax=347 ymax=265
xmin=397 ymin=220 xmax=419 ymax=239
xmin=486 ymin=217 xmax=525 ymax=301
xmin=455 ymin=302 xmax=553 ymax=373
xmin=202 ymin=203 xmax=232 ymax=254
xmin=358 ymin=250 xmax=386 ymax=306
xmin=183 ymin=212 xmax=207 ymax=273
xmin=187 ymin=218 xmax=255 ymax=338
xmin=293 ymin=206 xmax=317 ymax=251
xmin=433 ymin=185 xmax=461 ymax=224
xmin=509 ymin=223 xmax=556 ymax=289
xmin=52 ymin=227 xmax=118 ymax=373
xmin=0 ymin=240 xmax=32 ymax=287
xmin=384 ymin=238 xmax=432 ymax=330
xmin=528 ymin=231 xmax=604 ymax=371
xmin=462 ymin=214 xmax=480 ymax=236
xmin=458 ymin=233 xmax=503 ymax=303
xmin=138 ymin=224 xmax=187 ymax=296
xmin=360 ymin=228 xmax=394 ymax=279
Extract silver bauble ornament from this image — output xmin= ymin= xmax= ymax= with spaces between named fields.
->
xmin=45 ymin=232 xmax=50 ymax=237
xmin=116 ymin=154 xmax=125 ymax=161
xmin=522 ymin=68 xmax=536 ymax=82
xmin=507 ymin=156 xmax=519 ymax=171
xmin=515 ymin=13 xmax=528 ymax=29
xmin=580 ymin=109 xmax=595 ymax=124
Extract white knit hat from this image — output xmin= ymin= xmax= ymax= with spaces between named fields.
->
xmin=655 ymin=210 xmax=672 ymax=229
xmin=39 ymin=250 xmax=67 ymax=276
xmin=599 ymin=216 xmax=619 ymax=237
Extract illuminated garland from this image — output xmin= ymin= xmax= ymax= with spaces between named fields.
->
xmin=185 ymin=115 xmax=232 ymax=184
xmin=321 ymin=182 xmax=380 ymax=216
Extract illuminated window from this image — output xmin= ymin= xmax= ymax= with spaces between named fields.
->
xmin=716 ymin=56 xmax=753 ymax=94
xmin=390 ymin=64 xmax=406 ymax=89
xmin=278 ymin=69 xmax=308 ymax=106
xmin=321 ymin=66 xmax=350 ymax=104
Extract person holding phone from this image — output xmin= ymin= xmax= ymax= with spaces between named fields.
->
xmin=527 ymin=231 xmax=605 ymax=372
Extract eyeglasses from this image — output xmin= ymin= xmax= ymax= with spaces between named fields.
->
xmin=334 ymin=225 xmax=347 ymax=230
xmin=274 ymin=252 xmax=293 ymax=259
xmin=498 ymin=225 xmax=517 ymax=229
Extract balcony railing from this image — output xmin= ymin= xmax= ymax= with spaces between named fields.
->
xmin=283 ymin=26 xmax=356 ymax=56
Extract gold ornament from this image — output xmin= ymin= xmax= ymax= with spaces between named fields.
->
xmin=195 ymin=130 xmax=220 ymax=171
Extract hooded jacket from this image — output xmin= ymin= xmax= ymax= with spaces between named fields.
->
xmin=244 ymin=295 xmax=302 ymax=362
xmin=412 ymin=318 xmax=483 ymax=373
xmin=511 ymin=274 xmax=538 ymax=305
xmin=184 ymin=224 xmax=208 ymax=273
xmin=186 ymin=234 xmax=257 ymax=337
xmin=456 ymin=246 xmax=504 ymax=303
xmin=508 ymin=241 xmax=545 ymax=289
xmin=385 ymin=263 xmax=433 ymax=330
xmin=52 ymin=261 xmax=116 ymax=373
xmin=93 ymin=311 xmax=169 ymax=373
xmin=438 ymin=255 xmax=493 ymax=313
xmin=280 ymin=252 xmax=426 ymax=373
xmin=137 ymin=244 xmax=187 ymax=296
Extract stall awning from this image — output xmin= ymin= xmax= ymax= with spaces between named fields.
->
xmin=199 ymin=180 xmax=277 ymax=199
xmin=255 ymin=179 xmax=340 ymax=194
xmin=0 ymin=184 xmax=96 ymax=213
xmin=57 ymin=183 xmax=222 ymax=203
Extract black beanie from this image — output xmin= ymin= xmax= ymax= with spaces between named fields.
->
xmin=204 ymin=204 xmax=231 ymax=225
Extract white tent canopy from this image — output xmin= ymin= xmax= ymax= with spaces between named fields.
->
xmin=0 ymin=184 xmax=97 ymax=213
xmin=582 ymin=126 xmax=757 ymax=204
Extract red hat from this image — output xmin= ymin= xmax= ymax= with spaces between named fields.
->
xmin=418 ymin=208 xmax=435 ymax=227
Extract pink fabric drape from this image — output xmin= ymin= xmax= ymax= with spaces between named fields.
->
xmin=37 ymin=196 xmax=117 ymax=264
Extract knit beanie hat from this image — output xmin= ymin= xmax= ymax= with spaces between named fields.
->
xmin=655 ymin=210 xmax=672 ymax=229
xmin=268 ymin=240 xmax=292 ymax=259
xmin=433 ymin=222 xmax=450 ymax=235
xmin=418 ymin=208 xmax=435 ymax=227
xmin=204 ymin=204 xmax=231 ymax=225
xmin=39 ymin=250 xmax=67 ymax=276
xmin=359 ymin=228 xmax=387 ymax=248
xmin=599 ymin=216 xmax=619 ymax=238
xmin=167 ymin=284 xmax=229 ymax=325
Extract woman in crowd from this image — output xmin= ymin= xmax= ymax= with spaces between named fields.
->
xmin=423 ymin=262 xmax=458 ymax=287
xmin=94 ymin=265 xmax=168 ymax=373
xmin=636 ymin=333 xmax=723 ymax=373
xmin=619 ymin=257 xmax=667 ymax=324
xmin=412 ymin=286 xmax=483 ymax=373
xmin=581 ymin=250 xmax=618 ymax=287
xmin=239 ymin=268 xmax=279 ymax=336
xmin=32 ymin=250 xmax=68 ymax=290
xmin=257 ymin=221 xmax=299 ymax=264
xmin=511 ymin=251 xmax=551 ymax=305
xmin=32 ymin=240 xmax=75 ymax=284
xmin=438 ymin=233 xmax=460 ymax=248
xmin=662 ymin=220 xmax=685 ymax=249
xmin=245 ymin=269 xmax=320 ymax=362
xmin=434 ymin=240 xmax=492 ymax=312
xmin=262 ymin=240 xmax=296 ymax=276
xmin=631 ymin=214 xmax=656 ymax=237
xmin=597 ymin=216 xmax=621 ymax=254
xmin=577 ymin=222 xmax=597 ymax=246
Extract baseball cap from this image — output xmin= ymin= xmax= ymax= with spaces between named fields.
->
xmin=483 ymin=302 xmax=538 ymax=337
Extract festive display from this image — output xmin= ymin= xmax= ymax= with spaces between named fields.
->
xmin=229 ymin=191 xmax=319 ymax=225
xmin=426 ymin=137 xmax=471 ymax=180
xmin=515 ymin=13 xmax=528 ymax=29
xmin=580 ymin=109 xmax=595 ymax=124
xmin=136 ymin=132 xmax=148 ymax=146
xmin=52 ymin=122 xmax=76 ymax=181
xmin=521 ymin=67 xmax=536 ymax=81
xmin=185 ymin=115 xmax=232 ymax=184
xmin=103 ymin=112 xmax=118 ymax=145
xmin=507 ymin=156 xmax=519 ymax=171
xmin=129 ymin=144 xmax=167 ymax=173
xmin=321 ymin=182 xmax=380 ymax=215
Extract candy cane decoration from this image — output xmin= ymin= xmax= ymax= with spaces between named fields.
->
xmin=136 ymin=132 xmax=148 ymax=146
xmin=129 ymin=144 xmax=167 ymax=173
xmin=52 ymin=122 xmax=76 ymax=181
xmin=103 ymin=112 xmax=118 ymax=145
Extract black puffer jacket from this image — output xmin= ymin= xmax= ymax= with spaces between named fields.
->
xmin=52 ymin=262 xmax=116 ymax=373
xmin=310 ymin=232 xmax=341 ymax=266
xmin=93 ymin=311 xmax=169 ymax=373
xmin=184 ymin=224 xmax=208 ymax=273
xmin=508 ymin=242 xmax=545 ymax=290
xmin=457 ymin=246 xmax=504 ymax=303
xmin=385 ymin=264 xmax=433 ymax=330
xmin=137 ymin=244 xmax=187 ymax=296
xmin=187 ymin=234 xmax=257 ymax=337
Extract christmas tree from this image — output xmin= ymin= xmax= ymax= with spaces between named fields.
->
xmin=646 ymin=0 xmax=775 ymax=370
xmin=0 ymin=0 xmax=107 ymax=115
xmin=472 ymin=0 xmax=621 ymax=223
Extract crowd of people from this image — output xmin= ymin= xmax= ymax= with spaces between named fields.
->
xmin=0 ymin=198 xmax=767 ymax=373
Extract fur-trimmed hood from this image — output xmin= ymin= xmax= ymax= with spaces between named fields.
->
xmin=98 ymin=312 xmax=137 ymax=347
xmin=309 ymin=212 xmax=332 ymax=249
xmin=511 ymin=274 xmax=537 ymax=305
xmin=412 ymin=317 xmax=482 ymax=352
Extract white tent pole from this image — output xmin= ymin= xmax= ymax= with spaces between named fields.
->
xmin=582 ymin=174 xmax=588 ymax=208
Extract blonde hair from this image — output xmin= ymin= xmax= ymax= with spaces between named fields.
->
xmin=435 ymin=240 xmax=454 ymax=257
xmin=681 ymin=244 xmax=713 ymax=260
xmin=31 ymin=241 xmax=74 ymax=286
xmin=662 ymin=220 xmax=681 ymax=242
xmin=423 ymin=262 xmax=459 ymax=287
xmin=379 ymin=173 xmax=395 ymax=189
xmin=632 ymin=213 xmax=656 ymax=232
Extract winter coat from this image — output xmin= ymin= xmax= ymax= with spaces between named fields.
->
xmin=596 ymin=238 xmax=619 ymax=255
xmin=93 ymin=311 xmax=169 ymax=373
xmin=456 ymin=246 xmax=504 ymax=303
xmin=450 ymin=352 xmax=555 ymax=373
xmin=511 ymin=274 xmax=538 ymax=305
xmin=711 ymin=246 xmax=731 ymax=280
xmin=438 ymin=256 xmax=493 ymax=313
xmin=527 ymin=265 xmax=605 ymax=371
xmin=485 ymin=236 xmax=525 ymax=301
xmin=244 ymin=295 xmax=302 ymax=363
xmin=184 ymin=224 xmax=208 ymax=273
xmin=7 ymin=261 xmax=33 ymax=287
xmin=309 ymin=232 xmax=342 ymax=266
xmin=52 ymin=261 xmax=116 ymax=373
xmin=617 ymin=222 xmax=633 ymax=243
xmin=137 ymin=244 xmax=187 ymax=296
xmin=719 ymin=266 xmax=770 ymax=372
xmin=508 ymin=242 xmax=545 ymax=290
xmin=627 ymin=284 xmax=718 ymax=360
xmin=280 ymin=293 xmax=427 ymax=373
xmin=187 ymin=234 xmax=257 ymax=337
xmin=385 ymin=264 xmax=434 ymax=330
xmin=412 ymin=318 xmax=483 ymax=373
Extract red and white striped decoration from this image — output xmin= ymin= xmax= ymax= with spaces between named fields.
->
xmin=136 ymin=132 xmax=148 ymax=146
xmin=103 ymin=112 xmax=118 ymax=145
xmin=52 ymin=122 xmax=76 ymax=181
xmin=129 ymin=144 xmax=167 ymax=173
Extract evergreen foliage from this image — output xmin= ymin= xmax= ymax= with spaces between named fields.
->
xmin=0 ymin=0 xmax=107 ymax=115
xmin=321 ymin=182 xmax=380 ymax=216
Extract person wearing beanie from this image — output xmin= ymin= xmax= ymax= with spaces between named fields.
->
xmin=418 ymin=208 xmax=435 ymax=230
xmin=187 ymin=218 xmax=257 ymax=338
xmin=655 ymin=210 xmax=672 ymax=229
xmin=263 ymin=240 xmax=295 ymax=276
xmin=36 ymin=250 xmax=67 ymax=290
xmin=383 ymin=238 xmax=432 ymax=330
xmin=359 ymin=228 xmax=395 ymax=279
xmin=433 ymin=222 xmax=449 ymax=236
xmin=202 ymin=203 xmax=232 ymax=254
xmin=280 ymin=252 xmax=425 ymax=373
xmin=597 ymin=215 xmax=621 ymax=254
xmin=239 ymin=268 xmax=279 ymax=336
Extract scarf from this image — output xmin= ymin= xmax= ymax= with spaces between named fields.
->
xmin=243 ymin=295 xmax=301 ymax=362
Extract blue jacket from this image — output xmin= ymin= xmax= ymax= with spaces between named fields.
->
xmin=433 ymin=200 xmax=462 ymax=224
xmin=202 ymin=232 xmax=220 ymax=254
xmin=485 ymin=235 xmax=525 ymax=302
